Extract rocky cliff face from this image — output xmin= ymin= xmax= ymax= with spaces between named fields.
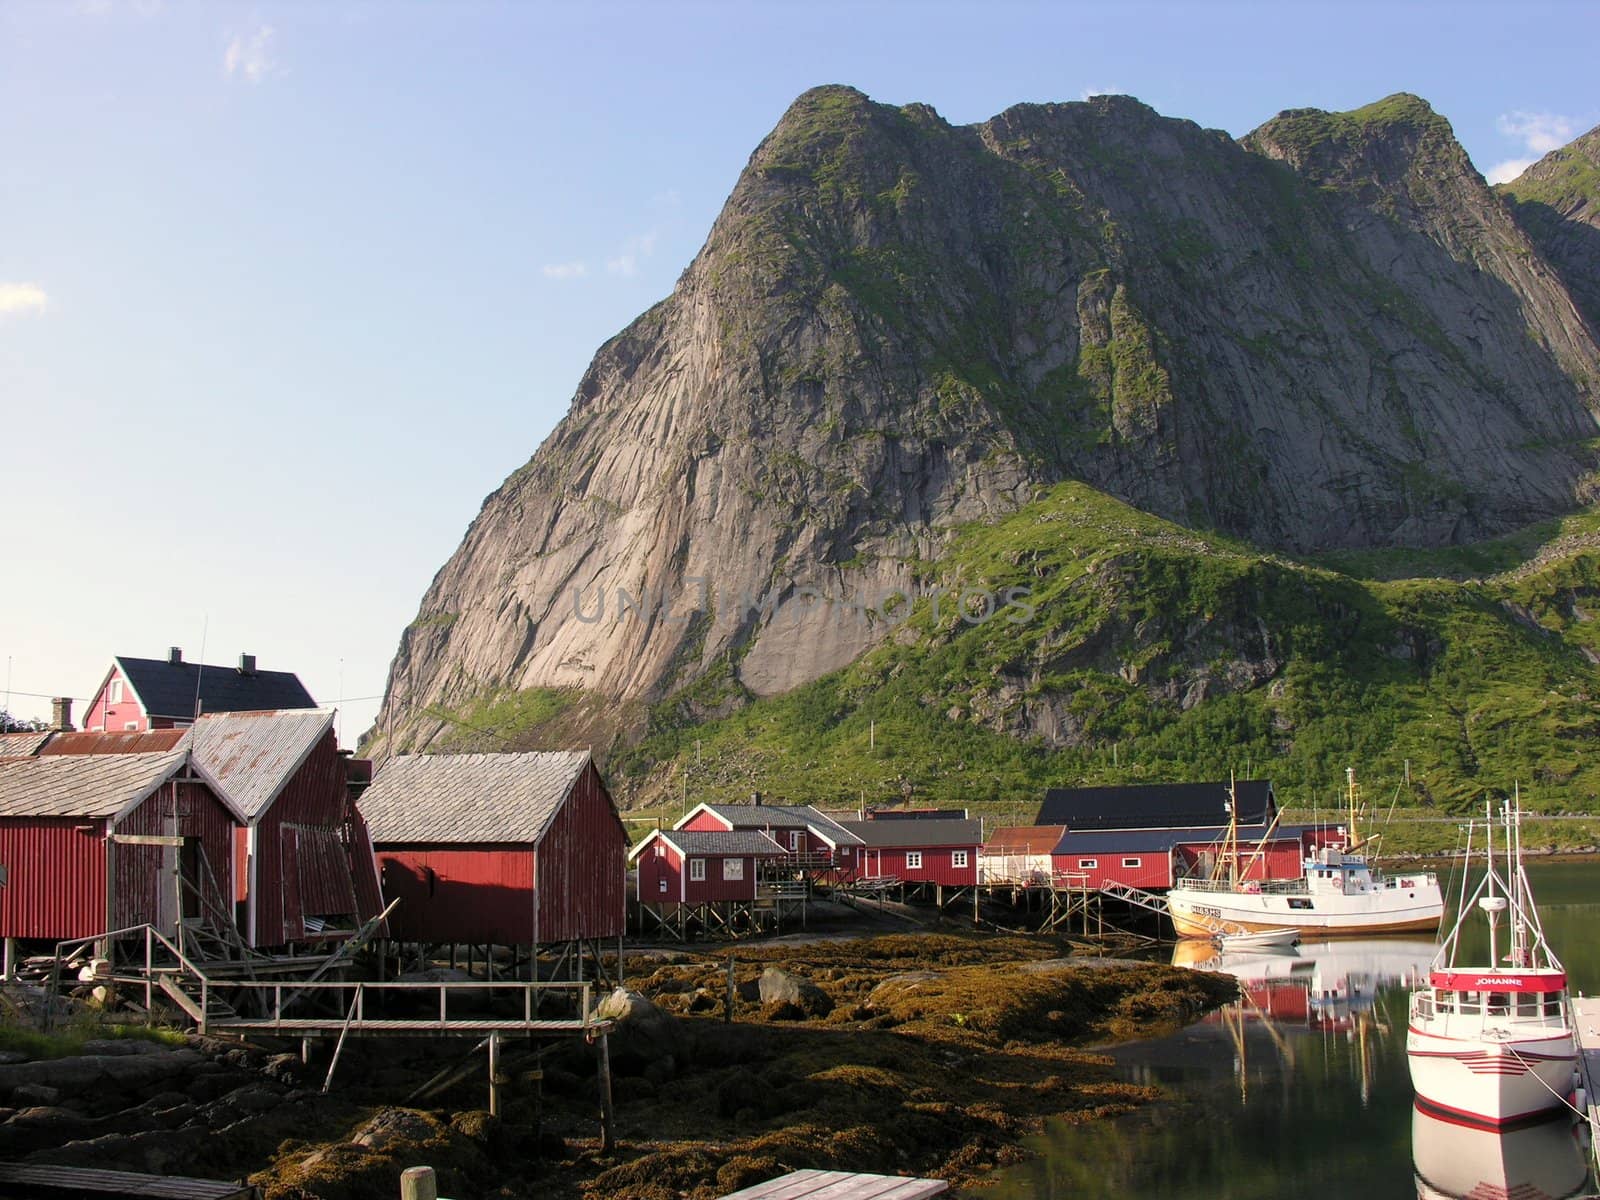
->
xmin=369 ymin=88 xmax=1600 ymax=760
xmin=1499 ymin=124 xmax=1600 ymax=334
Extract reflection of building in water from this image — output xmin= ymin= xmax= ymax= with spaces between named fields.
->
xmin=1170 ymin=938 xmax=1438 ymax=1102
xmin=1411 ymin=1103 xmax=1590 ymax=1200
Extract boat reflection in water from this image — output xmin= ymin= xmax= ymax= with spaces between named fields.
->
xmin=1171 ymin=937 xmax=1437 ymax=1102
xmin=1411 ymin=1102 xmax=1590 ymax=1200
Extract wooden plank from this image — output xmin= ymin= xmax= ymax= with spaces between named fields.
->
xmin=0 ymin=1162 xmax=257 ymax=1200
xmin=720 ymin=1170 xmax=946 ymax=1200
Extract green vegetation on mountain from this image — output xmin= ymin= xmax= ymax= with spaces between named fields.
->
xmin=613 ymin=483 xmax=1600 ymax=840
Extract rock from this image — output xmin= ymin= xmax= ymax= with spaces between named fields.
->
xmin=594 ymin=988 xmax=685 ymax=1076
xmin=9 ymin=1084 xmax=60 ymax=1107
xmin=757 ymin=967 xmax=833 ymax=1016
xmin=261 ymin=1053 xmax=302 ymax=1085
xmin=351 ymin=1107 xmax=445 ymax=1150
xmin=219 ymin=1085 xmax=283 ymax=1114
xmin=0 ymin=1053 xmax=28 ymax=1067
xmin=80 ymin=1038 xmax=166 ymax=1056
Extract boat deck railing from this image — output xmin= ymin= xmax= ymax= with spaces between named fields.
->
xmin=1169 ymin=876 xmax=1307 ymax=895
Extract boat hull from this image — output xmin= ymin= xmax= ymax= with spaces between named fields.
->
xmin=1406 ymin=1026 xmax=1577 ymax=1129
xmin=1167 ymin=888 xmax=1443 ymax=938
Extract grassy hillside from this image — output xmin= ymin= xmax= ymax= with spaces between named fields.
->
xmin=418 ymin=482 xmax=1600 ymax=851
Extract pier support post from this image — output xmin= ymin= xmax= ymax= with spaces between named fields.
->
xmin=400 ymin=1166 xmax=437 ymax=1200
xmin=596 ymin=1032 xmax=615 ymax=1152
xmin=488 ymin=1031 xmax=500 ymax=1117
xmin=3 ymin=936 xmax=14 ymax=981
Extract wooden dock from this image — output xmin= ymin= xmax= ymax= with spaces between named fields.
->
xmin=719 ymin=1169 xmax=948 ymax=1199
xmin=0 ymin=1163 xmax=258 ymax=1200
xmin=1574 ymin=995 xmax=1600 ymax=1178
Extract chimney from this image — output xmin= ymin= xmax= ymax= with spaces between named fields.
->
xmin=168 ymin=646 xmax=183 ymax=665
xmin=238 ymin=654 xmax=257 ymax=676
xmin=50 ymin=697 xmax=74 ymax=732
xmin=751 ymin=791 xmax=761 ymax=806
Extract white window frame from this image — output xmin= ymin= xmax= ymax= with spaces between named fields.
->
xmin=689 ymin=858 xmax=706 ymax=881
xmin=1122 ymin=857 xmax=1141 ymax=868
xmin=124 ymin=721 xmax=140 ymax=731
xmin=906 ymin=851 xmax=923 ymax=870
xmin=952 ymin=850 xmax=969 ymax=869
xmin=788 ymin=830 xmax=801 ymax=852
xmin=723 ymin=858 xmax=744 ymax=882
xmin=1078 ymin=858 xmax=1098 ymax=869
xmin=108 ymin=680 xmax=124 ymax=704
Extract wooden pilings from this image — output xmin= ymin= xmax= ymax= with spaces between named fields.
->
xmin=595 ymin=1031 xmax=615 ymax=1153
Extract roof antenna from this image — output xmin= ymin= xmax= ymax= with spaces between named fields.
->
xmin=191 ymin=615 xmax=208 ymax=721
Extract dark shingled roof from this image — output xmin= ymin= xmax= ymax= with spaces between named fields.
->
xmin=692 ymin=803 xmax=865 ymax=847
xmin=838 ymin=818 xmax=982 ymax=848
xmin=866 ymin=808 xmax=969 ymax=821
xmin=640 ymin=829 xmax=788 ymax=859
xmin=115 ymin=655 xmax=315 ymax=722
xmin=1036 ymin=780 xmax=1275 ymax=830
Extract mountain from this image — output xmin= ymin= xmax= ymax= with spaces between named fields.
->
xmin=368 ymin=89 xmax=1600 ymax=815
xmin=1498 ymin=123 xmax=1600 ymax=334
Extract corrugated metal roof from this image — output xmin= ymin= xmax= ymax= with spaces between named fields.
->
xmin=839 ymin=818 xmax=982 ymax=848
xmin=189 ymin=709 xmax=334 ymax=822
xmin=867 ymin=808 xmax=970 ymax=821
xmin=0 ymin=731 xmax=50 ymax=759
xmin=0 ymin=750 xmax=188 ymax=818
xmin=1052 ymin=823 xmax=1283 ymax=854
xmin=359 ymin=750 xmax=591 ymax=845
xmin=40 ymin=729 xmax=191 ymax=756
xmin=115 ymin=655 xmax=315 ymax=721
xmin=983 ymin=825 xmax=1066 ymax=851
xmin=697 ymin=803 xmax=865 ymax=846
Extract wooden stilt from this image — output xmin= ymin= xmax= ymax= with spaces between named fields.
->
xmin=401 ymin=1166 xmax=437 ymax=1200
xmin=488 ymin=1030 xmax=500 ymax=1117
xmin=596 ymin=1032 xmax=615 ymax=1152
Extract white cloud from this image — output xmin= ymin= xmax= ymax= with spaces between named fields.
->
xmin=606 ymin=231 xmax=658 ymax=278
xmin=225 ymin=25 xmax=276 ymax=84
xmin=541 ymin=262 xmax=589 ymax=280
xmin=0 ymin=283 xmax=49 ymax=318
xmin=1486 ymin=157 xmax=1537 ymax=185
xmin=1497 ymin=111 xmax=1576 ymax=156
xmin=1081 ymin=85 xmax=1122 ymax=100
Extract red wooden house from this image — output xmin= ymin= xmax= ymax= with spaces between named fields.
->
xmin=0 ymin=749 xmax=235 ymax=942
xmin=358 ymin=750 xmax=627 ymax=950
xmin=629 ymin=828 xmax=786 ymax=905
xmin=676 ymin=802 xmax=864 ymax=876
xmin=83 ymin=647 xmax=315 ymax=734
xmin=190 ymin=709 xmax=384 ymax=947
xmin=837 ymin=818 xmax=981 ymax=887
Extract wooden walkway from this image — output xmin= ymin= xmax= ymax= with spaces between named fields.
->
xmin=1574 ymin=995 xmax=1600 ymax=1178
xmin=719 ymin=1169 xmax=947 ymax=1199
xmin=0 ymin=1163 xmax=258 ymax=1199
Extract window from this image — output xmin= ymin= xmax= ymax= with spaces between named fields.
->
xmin=952 ymin=850 xmax=969 ymax=868
xmin=1078 ymin=858 xmax=1098 ymax=869
xmin=124 ymin=722 xmax=140 ymax=731
xmin=788 ymin=831 xmax=801 ymax=852
xmin=655 ymin=842 xmax=666 ymax=857
xmin=723 ymin=858 xmax=744 ymax=881
xmin=1122 ymin=857 xmax=1141 ymax=868
xmin=1288 ymin=898 xmax=1314 ymax=910
xmin=108 ymin=680 xmax=123 ymax=704
xmin=689 ymin=858 xmax=706 ymax=881
xmin=906 ymin=851 xmax=923 ymax=870
xmin=658 ymin=878 xmax=667 ymax=894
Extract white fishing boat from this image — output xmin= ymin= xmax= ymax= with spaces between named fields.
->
xmin=1406 ymin=793 xmax=1577 ymax=1130
xmin=1411 ymin=1102 xmax=1589 ymax=1200
xmin=1212 ymin=927 xmax=1300 ymax=952
xmin=1167 ymin=769 xmax=1444 ymax=939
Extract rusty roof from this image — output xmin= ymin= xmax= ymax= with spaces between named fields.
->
xmin=981 ymin=825 xmax=1067 ymax=851
xmin=40 ymin=729 xmax=191 ymax=756
xmin=358 ymin=750 xmax=593 ymax=845
xmin=0 ymin=750 xmax=189 ymax=819
xmin=189 ymin=709 xmax=335 ymax=823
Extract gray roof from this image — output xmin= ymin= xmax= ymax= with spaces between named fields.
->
xmin=359 ymin=750 xmax=593 ymax=844
xmin=0 ymin=731 xmax=49 ymax=759
xmin=0 ymin=750 xmax=189 ymax=819
xmin=839 ymin=818 xmax=982 ymax=848
xmin=190 ymin=709 xmax=335 ymax=823
xmin=662 ymin=829 xmax=788 ymax=857
xmin=693 ymin=803 xmax=865 ymax=847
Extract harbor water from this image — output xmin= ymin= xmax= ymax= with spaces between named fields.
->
xmin=980 ymin=860 xmax=1600 ymax=1199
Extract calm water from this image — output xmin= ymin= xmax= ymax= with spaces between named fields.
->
xmin=979 ymin=861 xmax=1600 ymax=1200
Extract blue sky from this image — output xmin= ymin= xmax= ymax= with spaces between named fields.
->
xmin=2 ymin=0 xmax=1596 ymax=746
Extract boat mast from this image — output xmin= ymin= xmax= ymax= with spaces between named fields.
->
xmin=1345 ymin=767 xmax=1362 ymax=853
xmin=1485 ymin=798 xmax=1500 ymax=970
